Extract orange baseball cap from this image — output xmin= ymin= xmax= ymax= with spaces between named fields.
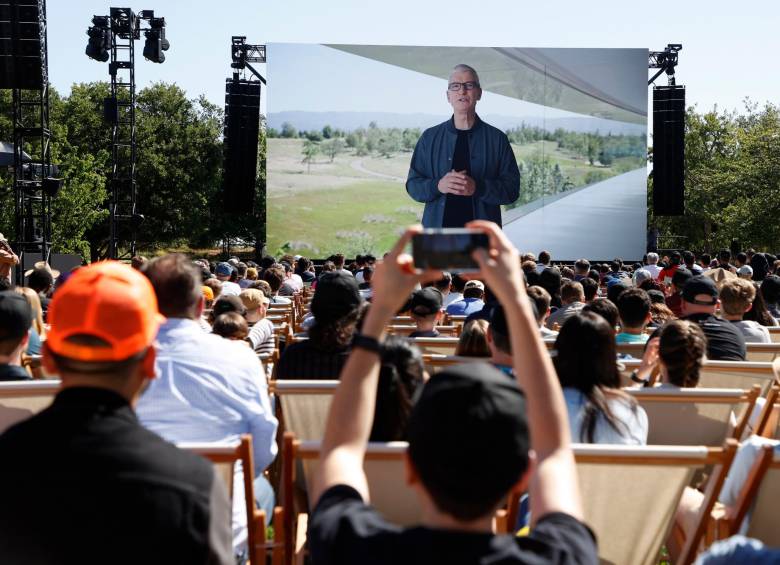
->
xmin=46 ymin=261 xmax=165 ymax=362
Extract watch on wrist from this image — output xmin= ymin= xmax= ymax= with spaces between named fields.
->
xmin=630 ymin=369 xmax=650 ymax=386
xmin=351 ymin=333 xmax=383 ymax=355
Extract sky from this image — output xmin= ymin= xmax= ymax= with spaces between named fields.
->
xmin=47 ymin=0 xmax=780 ymax=116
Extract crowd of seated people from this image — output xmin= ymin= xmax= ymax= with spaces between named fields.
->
xmin=3 ymin=236 xmax=780 ymax=562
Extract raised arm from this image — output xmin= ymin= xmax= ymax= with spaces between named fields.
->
xmin=312 ymin=228 xmax=438 ymax=505
xmin=467 ymin=220 xmax=583 ymax=522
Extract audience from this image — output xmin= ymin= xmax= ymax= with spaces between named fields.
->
xmin=276 ymin=271 xmax=361 ymax=379
xmin=719 ymin=278 xmax=771 ymax=343
xmin=0 ymin=291 xmax=33 ymax=381
xmin=0 ymin=262 xmax=233 ymax=563
xmin=615 ymin=287 xmax=652 ymax=343
xmin=546 ymin=280 xmax=585 ymax=330
xmin=137 ymin=254 xmax=277 ymax=557
xmin=633 ymin=320 xmax=707 ymax=387
xmin=261 ymin=265 xmax=292 ymax=304
xmin=554 ymin=312 xmax=648 ymax=444
xmin=445 ymin=279 xmax=485 ymax=316
xmin=760 ymin=275 xmax=780 ymax=319
xmin=408 ymin=287 xmax=444 ymax=337
xmin=309 ymin=223 xmax=596 ymax=563
xmin=527 ymin=285 xmax=557 ymax=338
xmin=486 ymin=303 xmax=514 ymax=375
xmin=369 ymin=335 xmax=426 ymax=442
xmin=644 ymin=251 xmax=662 ymax=280
xmin=212 ymin=311 xmax=250 ymax=341
xmin=582 ymin=298 xmax=620 ymax=330
xmin=215 ymin=262 xmax=241 ymax=296
xmin=240 ymin=288 xmax=275 ymax=355
xmin=454 ymin=318 xmax=490 ymax=357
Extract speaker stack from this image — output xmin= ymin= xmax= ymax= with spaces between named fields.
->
xmin=0 ymin=0 xmax=44 ymax=89
xmin=652 ymin=85 xmax=686 ymax=216
xmin=223 ymin=79 xmax=261 ymax=214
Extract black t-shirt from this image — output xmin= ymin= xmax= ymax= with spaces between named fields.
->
xmin=309 ymin=484 xmax=598 ymax=565
xmin=442 ymin=125 xmax=475 ymax=228
xmin=682 ymin=313 xmax=747 ymax=361
xmin=408 ymin=329 xmax=440 ymax=338
xmin=276 ymin=339 xmax=350 ymax=379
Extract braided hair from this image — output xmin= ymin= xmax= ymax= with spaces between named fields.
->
xmin=659 ymin=320 xmax=707 ymax=387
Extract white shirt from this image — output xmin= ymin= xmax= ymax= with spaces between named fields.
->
xmin=732 ymin=320 xmax=771 ymax=343
xmin=644 ymin=264 xmax=663 ymax=280
xmin=563 ymin=388 xmax=648 ymax=445
xmin=136 ymin=318 xmax=278 ymax=552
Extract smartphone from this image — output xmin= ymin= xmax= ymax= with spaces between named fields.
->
xmin=412 ymin=228 xmax=489 ymax=272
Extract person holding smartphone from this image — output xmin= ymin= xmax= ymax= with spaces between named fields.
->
xmin=406 ymin=64 xmax=520 ymax=229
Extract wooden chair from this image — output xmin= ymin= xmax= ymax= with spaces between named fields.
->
xmin=767 ymin=327 xmax=780 ymax=344
xmin=620 ymin=359 xmax=778 ymax=394
xmin=0 ymin=379 xmax=60 ymax=434
xmin=406 ymin=337 xmax=459 ymax=356
xmin=423 ymin=354 xmax=491 ymax=374
xmin=387 ymin=325 xmax=459 ymax=337
xmin=745 ymin=342 xmax=780 ymax=362
xmin=625 ymin=386 xmax=760 ymax=446
xmin=717 ymin=443 xmax=780 ymax=545
xmin=182 ymin=434 xmax=284 ymax=565
xmin=572 ymin=441 xmax=737 ymax=565
xmin=270 ymin=380 xmax=338 ymax=441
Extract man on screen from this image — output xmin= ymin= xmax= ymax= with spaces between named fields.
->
xmin=406 ymin=64 xmax=520 ymax=228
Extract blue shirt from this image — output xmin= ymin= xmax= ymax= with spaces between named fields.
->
xmin=136 ymin=318 xmax=278 ymax=551
xmin=446 ymin=297 xmax=485 ymax=316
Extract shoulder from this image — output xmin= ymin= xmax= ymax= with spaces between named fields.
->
xmin=523 ymin=512 xmax=598 ymax=564
xmin=478 ymin=119 xmax=510 ymax=141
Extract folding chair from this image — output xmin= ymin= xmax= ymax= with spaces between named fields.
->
xmin=745 ymin=342 xmax=780 ymax=363
xmin=0 ymin=379 xmax=60 ymax=434
xmin=423 ymin=354 xmax=491 ymax=374
xmin=625 ymin=386 xmax=760 ymax=446
xmin=271 ymin=380 xmax=338 ymax=441
xmin=719 ymin=443 xmax=780 ymax=545
xmin=407 ymin=337 xmax=459 ymax=355
xmin=182 ymin=434 xmax=284 ymax=565
xmin=574 ymin=441 xmax=737 ymax=565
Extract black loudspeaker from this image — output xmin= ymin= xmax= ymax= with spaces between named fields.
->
xmin=103 ymin=96 xmax=118 ymax=124
xmin=0 ymin=0 xmax=44 ymax=89
xmin=652 ymin=85 xmax=685 ymax=216
xmin=223 ymin=79 xmax=261 ymax=214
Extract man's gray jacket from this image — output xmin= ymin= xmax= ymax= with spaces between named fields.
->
xmin=405 ymin=115 xmax=520 ymax=228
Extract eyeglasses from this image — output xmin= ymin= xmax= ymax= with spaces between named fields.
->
xmin=448 ymin=81 xmax=480 ymax=91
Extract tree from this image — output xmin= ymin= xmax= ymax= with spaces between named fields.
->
xmin=301 ymin=139 xmax=320 ymax=173
xmin=322 ymin=138 xmax=345 ymax=162
xmin=322 ymin=124 xmax=333 ymax=139
xmin=281 ymin=121 xmax=297 ymax=138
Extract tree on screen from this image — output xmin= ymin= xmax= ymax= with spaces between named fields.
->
xmin=301 ymin=139 xmax=320 ymax=173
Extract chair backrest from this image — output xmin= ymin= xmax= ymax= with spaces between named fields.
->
xmin=0 ymin=380 xmax=60 ymax=434
xmin=743 ymin=449 xmax=780 ymax=545
xmin=573 ymin=442 xmax=737 ymax=565
xmin=387 ymin=325 xmax=459 ymax=337
xmin=272 ymin=380 xmax=337 ymax=441
xmin=768 ymin=327 xmax=780 ymax=344
xmin=620 ymin=359 xmax=777 ymax=394
xmin=293 ymin=438 xmax=420 ymax=525
xmin=745 ymin=342 xmax=780 ymax=362
xmin=625 ymin=387 xmax=760 ymax=446
xmin=406 ymin=337 xmax=459 ymax=355
xmin=423 ymin=354 xmax=490 ymax=374
xmin=181 ymin=435 xmax=261 ymax=563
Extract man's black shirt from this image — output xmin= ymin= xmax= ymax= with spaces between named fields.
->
xmin=442 ymin=123 xmax=475 ymax=228
xmin=309 ymin=484 xmax=598 ymax=565
xmin=0 ymin=387 xmax=232 ymax=564
xmin=0 ymin=364 xmax=31 ymax=381
xmin=682 ymin=313 xmax=747 ymax=361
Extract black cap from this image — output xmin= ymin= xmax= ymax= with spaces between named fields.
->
xmin=672 ymin=267 xmax=693 ymax=288
xmin=0 ymin=291 xmax=33 ymax=340
xmin=682 ymin=275 xmax=719 ymax=305
xmin=407 ymin=363 xmax=529 ymax=513
xmin=410 ymin=287 xmax=443 ymax=317
xmin=312 ymin=271 xmax=362 ymax=324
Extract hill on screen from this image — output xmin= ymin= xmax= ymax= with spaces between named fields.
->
xmin=268 ymin=111 xmax=646 ymax=136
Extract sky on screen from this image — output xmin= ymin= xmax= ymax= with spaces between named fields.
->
xmin=48 ymin=0 xmax=780 ymax=115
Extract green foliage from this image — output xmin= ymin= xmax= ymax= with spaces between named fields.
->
xmin=301 ymin=139 xmax=320 ymax=172
xmin=280 ymin=121 xmax=297 ymax=138
xmin=321 ymin=137 xmax=345 ymax=162
xmin=650 ymin=102 xmax=780 ymax=252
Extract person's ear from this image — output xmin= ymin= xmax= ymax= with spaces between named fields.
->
xmin=646 ymin=312 xmax=654 ymax=324
xmin=141 ymin=346 xmax=157 ymax=379
xmin=745 ymin=303 xmax=753 ymax=313
xmin=41 ymin=341 xmax=58 ymax=376
xmin=404 ymin=450 xmax=420 ymax=486
xmin=486 ymin=326 xmax=494 ymax=344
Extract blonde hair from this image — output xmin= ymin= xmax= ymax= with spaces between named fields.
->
xmin=455 ymin=319 xmax=490 ymax=357
xmin=15 ymin=286 xmax=46 ymax=339
xmin=719 ymin=277 xmax=756 ymax=317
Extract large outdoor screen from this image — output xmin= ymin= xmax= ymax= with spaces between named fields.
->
xmin=266 ymin=44 xmax=648 ymax=260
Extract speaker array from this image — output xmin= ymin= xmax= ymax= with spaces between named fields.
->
xmin=652 ymin=85 xmax=685 ymax=216
xmin=0 ymin=0 xmax=43 ymax=89
xmin=223 ymin=80 xmax=261 ymax=214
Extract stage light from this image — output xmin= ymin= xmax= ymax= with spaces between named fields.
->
xmin=85 ymin=16 xmax=110 ymax=62
xmin=143 ymin=17 xmax=168 ymax=64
